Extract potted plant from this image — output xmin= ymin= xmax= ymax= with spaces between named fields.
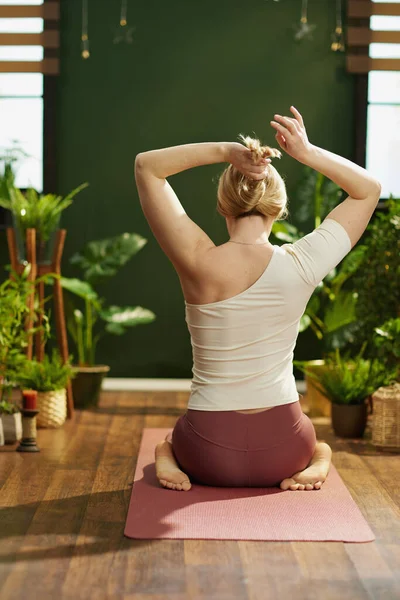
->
xmin=60 ymin=232 xmax=156 ymax=408
xmin=0 ymin=399 xmax=22 ymax=443
xmin=0 ymin=175 xmax=88 ymax=264
xmin=296 ymin=343 xmax=399 ymax=438
xmin=0 ymin=265 xmax=50 ymax=399
xmin=372 ymin=317 xmax=400 ymax=378
xmin=16 ymin=350 xmax=75 ymax=428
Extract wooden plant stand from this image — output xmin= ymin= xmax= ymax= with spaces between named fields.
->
xmin=6 ymin=227 xmax=74 ymax=420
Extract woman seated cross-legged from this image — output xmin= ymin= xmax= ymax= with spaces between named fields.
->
xmin=134 ymin=106 xmax=381 ymax=491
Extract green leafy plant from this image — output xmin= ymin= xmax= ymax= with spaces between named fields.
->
xmin=16 ymin=350 xmax=75 ymax=392
xmin=372 ymin=317 xmax=400 ymax=377
xmin=0 ymin=399 xmax=20 ymax=414
xmin=0 ymin=265 xmax=50 ymax=402
xmin=351 ymin=195 xmax=400 ymax=354
xmin=294 ymin=343 xmax=398 ymax=405
xmin=60 ymin=232 xmax=156 ymax=366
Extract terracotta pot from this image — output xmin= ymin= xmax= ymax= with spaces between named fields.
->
xmin=71 ymin=365 xmax=110 ymax=409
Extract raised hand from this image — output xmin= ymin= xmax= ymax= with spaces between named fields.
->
xmin=225 ymin=142 xmax=271 ymax=180
xmin=270 ymin=106 xmax=312 ymax=163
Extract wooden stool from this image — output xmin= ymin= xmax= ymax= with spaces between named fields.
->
xmin=6 ymin=227 xmax=74 ymax=419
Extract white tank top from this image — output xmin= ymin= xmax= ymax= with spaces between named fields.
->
xmin=184 ymin=218 xmax=352 ymax=411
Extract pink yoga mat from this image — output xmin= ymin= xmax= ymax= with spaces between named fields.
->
xmin=124 ymin=428 xmax=375 ymax=542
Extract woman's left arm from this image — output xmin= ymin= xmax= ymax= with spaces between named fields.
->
xmin=135 ymin=142 xmax=229 ymax=178
xmin=134 ymin=141 xmax=268 ymax=280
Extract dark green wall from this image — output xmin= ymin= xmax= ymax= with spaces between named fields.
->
xmin=57 ymin=0 xmax=355 ymax=377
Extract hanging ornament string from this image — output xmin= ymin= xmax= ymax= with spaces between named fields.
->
xmin=114 ymin=0 xmax=136 ymax=44
xmin=120 ymin=0 xmax=128 ymax=26
xmin=81 ymin=0 xmax=90 ymax=59
xmin=331 ymin=0 xmax=345 ymax=52
xmin=293 ymin=0 xmax=316 ymax=41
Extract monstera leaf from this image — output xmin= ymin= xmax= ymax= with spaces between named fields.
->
xmin=70 ymin=232 xmax=147 ymax=286
xmin=99 ymin=305 xmax=156 ymax=335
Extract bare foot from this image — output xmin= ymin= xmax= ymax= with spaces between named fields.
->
xmin=280 ymin=442 xmax=332 ymax=491
xmin=155 ymin=439 xmax=192 ymax=491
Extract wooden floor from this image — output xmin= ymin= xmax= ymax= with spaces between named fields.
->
xmin=1 ymin=390 xmax=400 ymax=600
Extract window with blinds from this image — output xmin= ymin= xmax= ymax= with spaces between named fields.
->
xmin=347 ymin=0 xmax=400 ymax=198
xmin=0 ymin=0 xmax=59 ymax=193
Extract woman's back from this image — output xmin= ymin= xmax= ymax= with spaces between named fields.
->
xmin=184 ymin=217 xmax=352 ymax=412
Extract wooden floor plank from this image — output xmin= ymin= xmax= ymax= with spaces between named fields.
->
xmin=0 ymin=390 xmax=399 ymax=600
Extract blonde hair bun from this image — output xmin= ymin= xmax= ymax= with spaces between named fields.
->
xmin=216 ymin=133 xmax=288 ymax=222
xmin=238 ymin=134 xmax=282 ymax=163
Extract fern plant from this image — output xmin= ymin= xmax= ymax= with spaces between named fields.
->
xmin=294 ymin=343 xmax=398 ymax=405
xmin=16 ymin=350 xmax=75 ymax=393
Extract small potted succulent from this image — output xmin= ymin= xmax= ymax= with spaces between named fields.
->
xmin=296 ymin=343 xmax=399 ymax=438
xmin=0 ymin=399 xmax=22 ymax=443
xmin=60 ymin=232 xmax=156 ymax=409
xmin=17 ymin=350 xmax=75 ymax=428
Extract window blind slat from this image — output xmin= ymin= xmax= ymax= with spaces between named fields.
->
xmin=348 ymin=1 xmax=400 ymax=19
xmin=0 ymin=4 xmax=59 ymax=20
xmin=0 ymin=58 xmax=59 ymax=74
xmin=347 ymin=56 xmax=400 ymax=72
xmin=348 ymin=27 xmax=400 ymax=45
xmin=0 ymin=32 xmax=59 ymax=47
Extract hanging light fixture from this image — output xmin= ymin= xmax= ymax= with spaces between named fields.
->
xmin=114 ymin=0 xmax=136 ymax=44
xmin=81 ymin=0 xmax=90 ymax=59
xmin=293 ymin=0 xmax=316 ymax=41
xmin=331 ymin=0 xmax=345 ymax=52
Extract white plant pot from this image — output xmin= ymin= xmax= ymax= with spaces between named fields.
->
xmin=1 ymin=412 xmax=22 ymax=443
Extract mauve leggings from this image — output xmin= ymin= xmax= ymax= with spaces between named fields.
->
xmin=167 ymin=400 xmax=317 ymax=487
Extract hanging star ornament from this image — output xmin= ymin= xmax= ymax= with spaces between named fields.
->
xmin=293 ymin=19 xmax=316 ymax=41
xmin=113 ymin=22 xmax=136 ymax=44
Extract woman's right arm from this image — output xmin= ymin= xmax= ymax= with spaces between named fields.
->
xmin=270 ymin=107 xmax=381 ymax=249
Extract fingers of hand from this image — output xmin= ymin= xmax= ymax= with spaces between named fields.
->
xmin=274 ymin=114 xmax=299 ymax=134
xmin=290 ymin=105 xmax=304 ymax=127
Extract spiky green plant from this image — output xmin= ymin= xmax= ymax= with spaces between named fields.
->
xmin=0 ymin=183 xmax=88 ymax=242
xmin=295 ymin=343 xmax=398 ymax=405
xmin=16 ymin=350 xmax=75 ymax=392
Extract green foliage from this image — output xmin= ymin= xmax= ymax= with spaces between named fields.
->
xmin=70 ymin=232 xmax=147 ymax=286
xmin=294 ymin=343 xmax=398 ymax=405
xmin=0 ymin=266 xmax=49 ymax=401
xmin=372 ymin=317 xmax=400 ymax=375
xmin=60 ymin=233 xmax=156 ymax=367
xmin=0 ymin=183 xmax=89 ymax=242
xmin=16 ymin=350 xmax=75 ymax=392
xmin=0 ymin=399 xmax=20 ymax=414
xmin=351 ymin=196 xmax=400 ymax=353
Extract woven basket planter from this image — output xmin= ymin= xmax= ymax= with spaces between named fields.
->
xmin=371 ymin=382 xmax=400 ymax=451
xmin=37 ymin=389 xmax=67 ymax=429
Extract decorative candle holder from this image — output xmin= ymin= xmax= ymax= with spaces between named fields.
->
xmin=16 ymin=408 xmax=40 ymax=452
